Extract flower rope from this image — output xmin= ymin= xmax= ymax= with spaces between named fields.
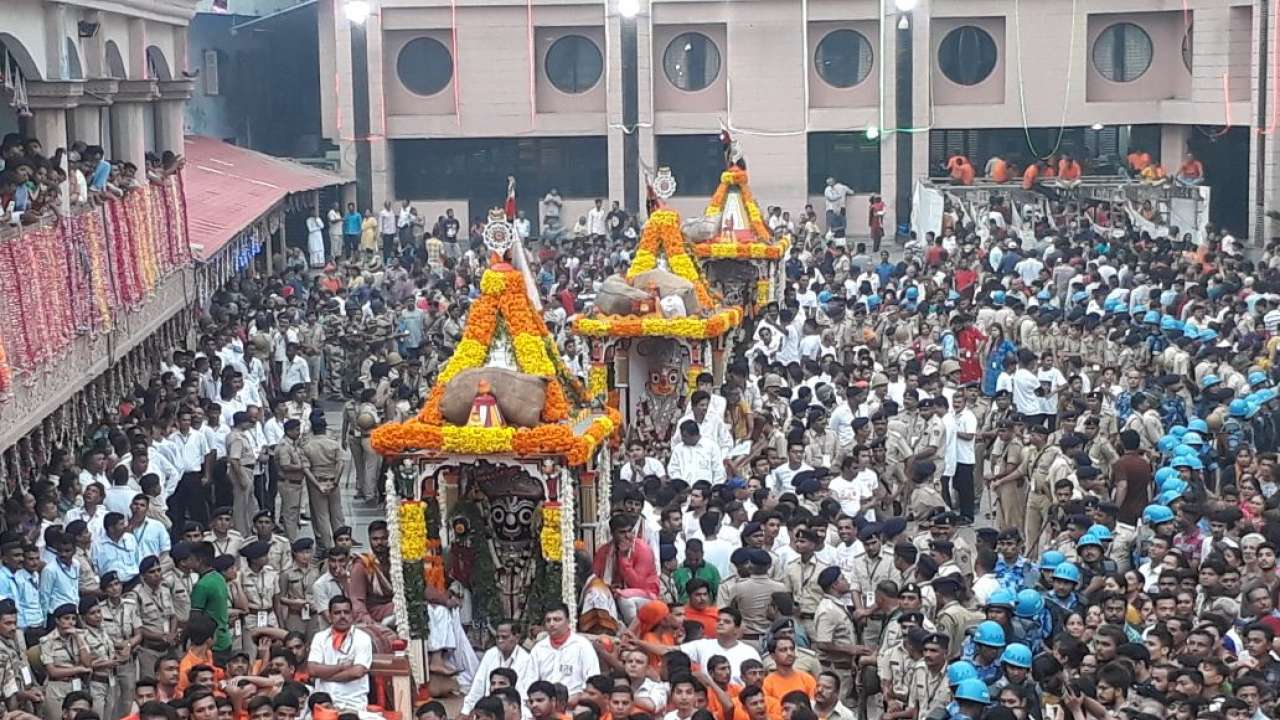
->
xmin=559 ymin=469 xmax=576 ymax=608
xmin=385 ymin=473 xmax=415 ymax=658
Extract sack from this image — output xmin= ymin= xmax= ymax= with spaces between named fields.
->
xmin=595 ymin=274 xmax=651 ymax=315
xmin=630 ymin=269 xmax=701 ymax=315
xmin=683 ymin=215 xmax=719 ymax=243
xmin=439 ymin=367 xmax=549 ymax=428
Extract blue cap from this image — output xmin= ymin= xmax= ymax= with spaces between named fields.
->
xmin=1143 ymin=504 xmax=1175 ymax=524
xmin=1087 ymin=524 xmax=1113 ymax=541
xmin=1201 ymin=375 xmax=1221 ymax=389
xmin=1250 ymin=371 xmax=1268 ymax=386
xmin=1039 ymin=550 xmax=1066 ymax=571
xmin=1188 ymin=419 xmax=1209 ymax=433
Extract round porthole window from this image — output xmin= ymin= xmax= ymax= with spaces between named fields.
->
xmin=1093 ymin=22 xmax=1154 ymax=83
xmin=663 ymin=32 xmax=721 ymax=92
xmin=815 ymin=29 xmax=874 ymax=88
xmin=396 ymin=37 xmax=453 ymax=96
xmin=937 ymin=26 xmax=997 ymax=86
xmin=545 ymin=35 xmax=603 ymax=94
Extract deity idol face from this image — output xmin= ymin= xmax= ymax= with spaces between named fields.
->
xmin=648 ymin=366 xmax=682 ymax=397
xmin=489 ymin=496 xmax=537 ymax=542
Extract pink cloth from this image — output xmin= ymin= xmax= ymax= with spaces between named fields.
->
xmin=593 ymin=537 xmax=660 ymax=596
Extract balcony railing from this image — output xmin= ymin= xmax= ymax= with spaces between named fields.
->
xmin=0 ymin=175 xmax=192 ymax=397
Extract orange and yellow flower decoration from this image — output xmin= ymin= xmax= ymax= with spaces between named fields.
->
xmin=573 ymin=208 xmax=741 ymax=340
xmin=370 ymin=264 xmax=619 ymax=466
xmin=696 ymin=166 xmax=783 ymax=262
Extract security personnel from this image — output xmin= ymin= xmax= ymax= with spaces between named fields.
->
xmin=276 ymin=538 xmax=318 ymax=636
xmin=913 ymin=513 xmax=974 ymax=579
xmin=906 ymin=633 xmax=952 ymax=719
xmin=932 ymin=575 xmax=981 ymax=662
xmin=960 ymin=621 xmax=1006 ymax=684
xmin=783 ymin=529 xmax=829 ymax=638
xmin=79 ymin=597 xmax=116 ymax=714
xmin=40 ymin=602 xmax=91 ymax=720
xmin=877 ymin=612 xmax=926 ymax=711
xmin=813 ymin=566 xmax=861 ymax=700
xmin=131 ymin=555 xmax=177 ymax=681
xmin=273 ymin=420 xmax=310 ymax=541
xmin=0 ymin=599 xmax=37 ymax=713
xmin=851 ymin=525 xmax=897 ymax=623
xmin=98 ymin=571 xmax=141 ymax=720
xmin=204 ymin=507 xmax=244 ymax=558
xmin=988 ymin=643 xmax=1039 ymax=706
xmin=248 ymin=510 xmax=291 ymax=572
xmin=988 ymin=421 xmax=1026 ymax=532
xmin=1022 ymin=423 xmax=1070 ymax=556
xmin=237 ymin=541 xmax=278 ymax=653
xmin=167 ymin=541 xmax=196 ymax=625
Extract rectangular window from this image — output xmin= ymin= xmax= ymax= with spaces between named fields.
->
xmin=926 ymin=125 xmax=1164 ymax=177
xmin=807 ymin=132 xmax=881 ymax=194
xmin=656 ymin=134 xmax=724 ymax=196
xmin=392 ymin=137 xmax=608 ymax=201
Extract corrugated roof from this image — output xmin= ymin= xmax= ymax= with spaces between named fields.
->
xmin=183 ymin=135 xmax=350 ymax=262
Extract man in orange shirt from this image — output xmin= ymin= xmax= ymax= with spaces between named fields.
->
xmin=946 ymin=155 xmax=975 ymax=186
xmin=1177 ymin=152 xmax=1205 ymax=186
xmin=1127 ymin=149 xmax=1151 ymax=174
xmin=1021 ymin=161 xmax=1042 ymax=190
xmin=985 ymin=155 xmax=1009 ymax=183
xmin=176 ymin=613 xmax=227 ymax=696
xmin=761 ymin=637 xmax=816 ymax=707
xmin=685 ymin=578 xmax=720 ymax=639
xmin=1057 ymin=154 xmax=1082 ymax=181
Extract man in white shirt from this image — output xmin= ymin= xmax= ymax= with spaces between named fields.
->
xmin=280 ymin=343 xmax=312 ymax=397
xmin=768 ymin=441 xmax=812 ymax=495
xmin=823 ymin=177 xmax=853 ymax=230
xmin=586 ymin=198 xmax=608 ymax=238
xmin=951 ymin=391 xmax=979 ymax=524
xmin=308 ymin=595 xmax=375 ymax=710
xmin=619 ymin=441 xmax=667 ymax=483
xmin=667 ymin=421 xmax=726 ymax=486
xmin=828 ymin=449 xmax=877 ymax=519
xmin=1036 ymin=352 xmax=1067 ymax=424
xmin=669 ymin=391 xmax=733 ymax=455
xmin=530 ymin=604 xmax=600 ymax=701
xmin=678 ymin=607 xmax=762 ymax=684
xmin=1010 ymin=350 xmax=1042 ymax=419
xmin=78 ymin=449 xmax=109 ymax=491
xmin=460 ymin=620 xmax=536 ymax=716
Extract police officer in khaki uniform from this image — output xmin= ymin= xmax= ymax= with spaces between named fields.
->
xmin=205 ymin=508 xmax=245 ymax=558
xmin=876 ymin=612 xmax=925 ymax=714
xmin=783 ymin=529 xmax=829 ymax=638
xmin=168 ymin=539 xmax=197 ymax=625
xmin=988 ymin=420 xmax=1027 ymax=532
xmin=98 ymin=571 xmax=141 ymax=720
xmin=247 ymin=511 xmax=291 ymax=572
xmin=40 ymin=602 xmax=93 ymax=720
xmin=904 ymin=632 xmax=951 ymax=720
xmin=276 ymin=538 xmax=319 ymax=636
xmin=813 ymin=566 xmax=862 ymax=703
xmin=132 ymin=555 xmax=177 ymax=680
xmin=79 ymin=597 xmax=117 ymax=715
xmin=932 ymin=575 xmax=980 ymax=662
xmin=302 ymin=417 xmax=347 ymax=557
xmin=1021 ymin=422 xmax=1070 ymax=557
xmin=237 ymin=541 xmax=279 ymax=653
xmin=273 ymin=420 xmax=310 ymax=540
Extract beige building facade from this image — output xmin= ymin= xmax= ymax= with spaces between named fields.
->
xmin=323 ymin=0 xmax=1260 ymax=238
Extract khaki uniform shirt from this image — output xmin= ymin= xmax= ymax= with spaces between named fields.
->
xmin=784 ymin=555 xmax=829 ymax=618
xmin=720 ymin=574 xmax=787 ymax=637
xmin=990 ymin=437 xmax=1024 ymax=479
xmin=1023 ymin=445 xmax=1067 ymax=497
xmin=301 ymin=433 xmax=344 ymax=482
xmin=205 ymin=530 xmax=244 ymax=558
xmin=275 ymin=437 xmax=309 ymax=482
xmin=82 ymin=625 xmax=114 ymax=679
xmin=279 ymin=564 xmax=319 ymax=621
xmin=877 ymin=642 xmax=914 ymax=700
xmin=239 ymin=565 xmax=280 ymax=630
xmin=39 ymin=629 xmax=86 ymax=689
xmin=0 ymin=631 xmax=30 ymax=697
xmin=934 ymin=600 xmax=981 ymax=661
xmin=100 ymin=597 xmax=141 ymax=658
xmin=167 ymin=571 xmax=195 ymax=623
xmin=906 ymin=661 xmax=951 ymax=716
xmin=132 ymin=582 xmax=177 ymax=645
xmin=813 ymin=595 xmax=858 ymax=667
xmin=75 ymin=548 xmax=100 ymax=596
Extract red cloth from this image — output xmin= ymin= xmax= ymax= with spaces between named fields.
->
xmin=956 ymin=326 xmax=986 ymax=384
xmin=592 ymin=537 xmax=660 ymax=595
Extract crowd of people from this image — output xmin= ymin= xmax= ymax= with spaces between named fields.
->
xmin=2 ymin=124 xmax=1280 ymax=720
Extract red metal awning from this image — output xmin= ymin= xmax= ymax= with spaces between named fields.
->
xmin=182 ymin=135 xmax=350 ymax=262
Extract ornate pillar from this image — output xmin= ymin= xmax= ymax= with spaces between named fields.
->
xmin=156 ymin=79 xmax=194 ymax=155
xmin=71 ymin=78 xmax=119 ymax=147
xmin=110 ymin=79 xmax=158 ymax=167
xmin=25 ymin=80 xmax=83 ymax=214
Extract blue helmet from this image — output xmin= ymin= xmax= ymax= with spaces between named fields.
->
xmin=1052 ymin=562 xmax=1081 ymax=584
xmin=1160 ymin=478 xmax=1189 ymax=496
xmin=1250 ymin=371 xmax=1268 ymax=386
xmin=986 ymin=589 xmax=1017 ymax=611
xmin=1161 ymin=316 xmax=1178 ymax=331
xmin=974 ymin=620 xmax=1007 ymax=647
xmin=947 ymin=661 xmax=978 ymax=687
xmin=1188 ymin=418 xmax=1209 ymax=433
xmin=992 ymin=291 xmax=1006 ymax=305
xmin=1087 ymin=524 xmax=1113 ymax=542
xmin=1039 ymin=550 xmax=1066 ymax=571
xmin=1186 ymin=456 xmax=1204 ymax=470
xmin=1143 ymin=504 xmax=1175 ymax=524
xmin=1156 ymin=490 xmax=1182 ymax=505
xmin=1174 ymin=444 xmax=1197 ymax=457
xmin=1183 ymin=432 xmax=1204 ymax=446
xmin=1231 ymin=399 xmax=1250 ymax=417
xmin=1169 ymin=425 xmax=1188 ymax=438
xmin=1201 ymin=375 xmax=1221 ymax=389
xmin=1157 ymin=436 xmax=1178 ymax=455
xmin=1000 ymin=643 xmax=1033 ymax=669
xmin=1170 ymin=456 xmax=1194 ymax=469
xmin=1015 ymin=589 xmax=1045 ymax=619
xmin=1143 ymin=310 xmax=1161 ymax=324
xmin=1154 ymin=467 xmax=1179 ymax=487
xmin=1077 ymin=534 xmax=1103 ymax=550
xmin=954 ymin=678 xmax=993 ymax=705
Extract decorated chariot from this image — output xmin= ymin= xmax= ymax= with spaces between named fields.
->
xmin=370 ymin=209 xmax=621 ymax=692
xmin=571 ymin=172 xmax=742 ymax=456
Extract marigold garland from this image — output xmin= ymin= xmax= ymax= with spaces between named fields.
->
xmin=399 ymin=501 xmax=427 ymax=562
xmin=588 ymin=364 xmax=608 ymax=400
xmin=693 ymin=241 xmax=788 ymax=260
xmin=540 ymin=503 xmax=564 ymax=561
xmin=703 ymin=166 xmax=772 ymax=243
xmin=438 ymin=338 xmax=488 ymax=384
xmin=756 ymin=278 xmax=771 ymax=307
xmin=440 ymin=425 xmax=517 ymax=454
xmin=572 ymin=308 xmax=742 ymax=339
xmin=627 ymin=249 xmax=657 ymax=279
xmin=479 ymin=269 xmax=508 ymax=296
xmin=513 ymin=333 xmax=555 ymax=377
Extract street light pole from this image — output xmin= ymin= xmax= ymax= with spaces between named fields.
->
xmin=346 ymin=1 xmax=373 ymax=211
xmin=619 ymin=0 xmax=640 ymax=214
xmin=894 ymin=5 xmax=913 ymax=239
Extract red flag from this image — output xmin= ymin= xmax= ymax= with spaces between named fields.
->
xmin=505 ymin=176 xmax=517 ymax=221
